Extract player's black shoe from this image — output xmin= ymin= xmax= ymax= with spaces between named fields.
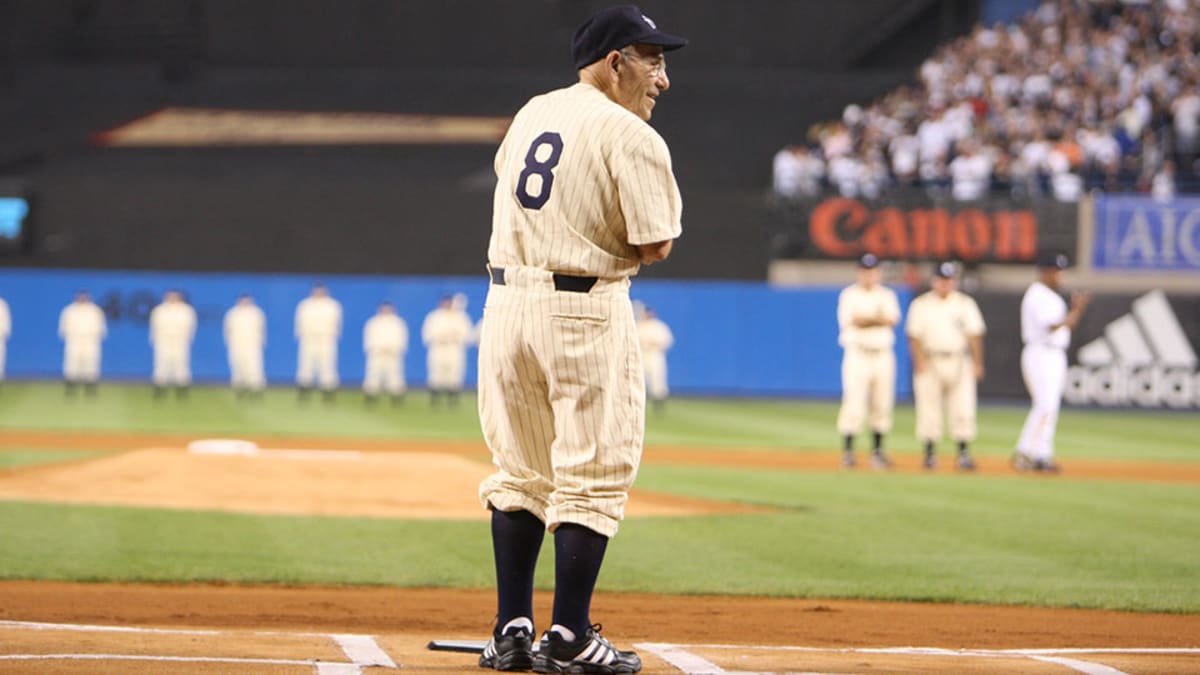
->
xmin=532 ymin=625 xmax=641 ymax=674
xmin=1032 ymin=459 xmax=1062 ymax=474
xmin=922 ymin=453 xmax=937 ymax=470
xmin=1011 ymin=452 xmax=1035 ymax=472
xmin=841 ymin=451 xmax=856 ymax=469
xmin=868 ymin=451 xmax=894 ymax=470
xmin=479 ymin=625 xmax=534 ymax=671
xmin=956 ymin=454 xmax=977 ymax=471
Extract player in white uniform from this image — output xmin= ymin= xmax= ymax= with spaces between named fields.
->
xmin=363 ymin=301 xmax=408 ymax=405
xmin=837 ymin=253 xmax=902 ymax=470
xmin=149 ymin=290 xmax=198 ymax=398
xmin=906 ymin=262 xmax=986 ymax=471
xmin=475 ymin=6 xmax=685 ymax=673
xmin=59 ymin=290 xmax=107 ymax=396
xmin=1014 ymin=252 xmax=1091 ymax=473
xmin=637 ymin=307 xmax=674 ymax=411
xmin=224 ymin=294 xmax=267 ymax=397
xmin=294 ymin=283 xmax=342 ymax=402
xmin=0 ymin=295 xmax=9 ymax=384
xmin=422 ymin=295 xmax=474 ymax=407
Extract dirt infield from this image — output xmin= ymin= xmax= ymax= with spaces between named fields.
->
xmin=1 ymin=429 xmax=1198 ymax=673
xmin=0 ymin=582 xmax=1198 ymax=673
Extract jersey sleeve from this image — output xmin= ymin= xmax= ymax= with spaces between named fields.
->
xmin=964 ymin=296 xmax=986 ymax=336
xmin=904 ymin=298 xmax=923 ymax=339
xmin=615 ymin=126 xmax=683 ymax=246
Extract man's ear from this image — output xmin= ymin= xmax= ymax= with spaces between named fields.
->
xmin=606 ymin=50 xmax=622 ymax=73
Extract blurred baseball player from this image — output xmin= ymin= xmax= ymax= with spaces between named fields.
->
xmin=475 ymin=5 xmax=685 ymax=672
xmin=294 ymin=282 xmax=342 ymax=402
xmin=422 ymin=294 xmax=473 ymax=407
xmin=224 ymin=294 xmax=267 ymax=398
xmin=836 ymin=253 xmax=901 ymax=470
xmin=1014 ymin=252 xmax=1091 ymax=473
xmin=0 ymin=294 xmax=9 ymax=384
xmin=363 ymin=301 xmax=408 ymax=405
xmin=906 ymin=262 xmax=986 ymax=471
xmin=149 ymin=290 xmax=197 ymax=398
xmin=59 ymin=290 xmax=106 ymax=395
xmin=637 ymin=306 xmax=674 ymax=411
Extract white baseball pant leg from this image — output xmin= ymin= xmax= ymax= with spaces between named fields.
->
xmin=153 ymin=343 xmax=190 ymax=386
xmin=364 ymin=352 xmax=404 ymax=395
xmin=1017 ymin=344 xmax=1067 ymax=461
xmin=64 ymin=341 xmax=101 ymax=382
xmin=298 ymin=339 xmax=338 ymax=389
xmin=229 ymin=345 xmax=265 ymax=390
xmin=643 ymin=351 xmax=668 ymax=400
xmin=478 ymin=268 xmax=642 ymax=538
xmin=0 ymin=341 xmax=6 ymax=379
xmin=837 ymin=348 xmax=896 ymax=435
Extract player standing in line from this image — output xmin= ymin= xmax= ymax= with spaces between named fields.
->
xmin=0 ymin=294 xmax=9 ymax=386
xmin=224 ymin=294 xmax=267 ymax=398
xmin=475 ymin=5 xmax=685 ymax=673
xmin=294 ymin=282 xmax=342 ymax=403
xmin=836 ymin=253 xmax=902 ymax=470
xmin=1013 ymin=252 xmax=1091 ymax=473
xmin=362 ymin=301 xmax=408 ymax=406
xmin=149 ymin=290 xmax=197 ymax=399
xmin=422 ymin=294 xmax=473 ymax=407
xmin=59 ymin=290 xmax=106 ymax=396
xmin=637 ymin=306 xmax=674 ymax=412
xmin=905 ymin=262 xmax=986 ymax=471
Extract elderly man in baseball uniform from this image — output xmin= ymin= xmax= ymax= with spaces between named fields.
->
xmin=224 ymin=294 xmax=267 ymax=398
xmin=1014 ymin=252 xmax=1091 ymax=473
xmin=294 ymin=282 xmax=342 ymax=402
xmin=637 ymin=306 xmax=674 ymax=412
xmin=59 ymin=290 xmax=106 ymax=395
xmin=363 ymin=301 xmax=408 ymax=405
xmin=906 ymin=262 xmax=986 ymax=471
xmin=149 ymin=290 xmax=197 ymax=398
xmin=837 ymin=253 xmax=902 ymax=470
xmin=0 ymin=294 xmax=9 ymax=384
xmin=475 ymin=6 xmax=684 ymax=673
xmin=422 ymin=294 xmax=474 ymax=407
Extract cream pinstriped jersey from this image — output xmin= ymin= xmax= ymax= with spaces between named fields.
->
xmin=837 ymin=284 xmax=901 ymax=349
xmin=488 ymin=82 xmax=682 ymax=278
xmin=905 ymin=290 xmax=986 ymax=354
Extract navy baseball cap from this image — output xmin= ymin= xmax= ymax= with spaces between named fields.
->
xmin=858 ymin=253 xmax=881 ymax=269
xmin=572 ymin=5 xmax=688 ymax=69
xmin=933 ymin=261 xmax=958 ymax=278
xmin=1036 ymin=251 xmax=1069 ymax=269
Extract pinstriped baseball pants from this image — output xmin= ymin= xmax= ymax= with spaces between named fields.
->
xmin=478 ymin=266 xmax=644 ymax=538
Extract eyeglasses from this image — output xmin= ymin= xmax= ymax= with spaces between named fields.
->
xmin=619 ymin=49 xmax=667 ymax=78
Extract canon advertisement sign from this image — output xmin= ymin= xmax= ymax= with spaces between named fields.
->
xmin=1065 ymin=290 xmax=1200 ymax=408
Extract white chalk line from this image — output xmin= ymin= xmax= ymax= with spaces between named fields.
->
xmin=638 ymin=642 xmax=1200 ymax=675
xmin=0 ymin=619 xmax=395 ymax=672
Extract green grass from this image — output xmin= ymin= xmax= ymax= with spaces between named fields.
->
xmin=0 ymin=381 xmax=1197 ymax=612
xmin=0 ymin=449 xmax=107 ymax=469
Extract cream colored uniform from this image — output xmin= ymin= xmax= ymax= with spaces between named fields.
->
xmin=906 ymin=290 xmax=986 ymax=443
xmin=295 ymin=296 xmax=342 ymax=389
xmin=637 ymin=315 xmax=674 ymax=401
xmin=363 ymin=313 xmax=408 ymax=396
xmin=478 ymin=81 xmax=682 ymax=537
xmin=0 ymin=297 xmax=9 ymax=379
xmin=59 ymin=301 xmax=106 ymax=382
xmin=149 ymin=300 xmax=197 ymax=386
xmin=836 ymin=284 xmax=901 ymax=435
xmin=421 ymin=306 xmax=473 ymax=392
xmin=224 ymin=303 xmax=266 ymax=391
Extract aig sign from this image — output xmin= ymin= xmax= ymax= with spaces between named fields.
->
xmin=1093 ymin=195 xmax=1200 ymax=271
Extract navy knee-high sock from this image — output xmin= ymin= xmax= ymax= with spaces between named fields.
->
xmin=491 ymin=509 xmax=546 ymax=629
xmin=551 ymin=523 xmax=609 ymax=638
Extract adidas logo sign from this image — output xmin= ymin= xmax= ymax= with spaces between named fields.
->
xmin=1065 ymin=290 xmax=1200 ymax=408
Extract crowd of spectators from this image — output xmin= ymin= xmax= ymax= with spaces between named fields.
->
xmin=773 ymin=0 xmax=1200 ymax=203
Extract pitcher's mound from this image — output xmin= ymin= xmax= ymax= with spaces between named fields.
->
xmin=0 ymin=445 xmax=763 ymax=519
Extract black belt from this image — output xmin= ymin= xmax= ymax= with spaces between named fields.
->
xmin=490 ymin=267 xmax=598 ymax=293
